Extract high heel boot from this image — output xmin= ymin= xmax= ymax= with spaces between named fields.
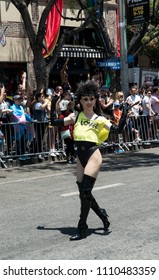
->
xmin=70 ymin=175 xmax=96 ymax=241
xmin=91 ymin=194 xmax=110 ymax=231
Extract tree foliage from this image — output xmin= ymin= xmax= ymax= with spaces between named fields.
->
xmin=127 ymin=0 xmax=159 ymax=66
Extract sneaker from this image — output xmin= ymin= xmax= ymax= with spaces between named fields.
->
xmin=49 ymin=150 xmax=56 ymax=157
xmin=18 ymin=156 xmax=26 ymax=161
xmin=25 ymin=156 xmax=30 ymax=160
xmin=0 ymin=152 xmax=4 ymax=157
xmin=38 ymin=154 xmax=44 ymax=160
xmin=114 ymin=149 xmax=124 ymax=154
xmin=50 ymin=152 xmax=56 ymax=157
xmin=71 ymin=157 xmax=76 ymax=164
xmin=54 ymin=150 xmax=60 ymax=156
xmin=67 ymin=157 xmax=76 ymax=164
xmin=50 ymin=149 xmax=60 ymax=156
xmin=135 ymin=138 xmax=142 ymax=142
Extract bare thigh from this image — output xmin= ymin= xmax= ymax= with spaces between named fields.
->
xmin=76 ymin=149 xmax=102 ymax=182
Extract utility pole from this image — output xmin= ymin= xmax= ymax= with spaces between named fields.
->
xmin=118 ymin=0 xmax=129 ymax=97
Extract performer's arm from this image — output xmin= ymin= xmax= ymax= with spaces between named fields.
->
xmin=50 ymin=101 xmax=75 ymax=127
xmin=109 ymin=104 xmax=129 ymax=134
xmin=106 ymin=104 xmax=129 ymax=134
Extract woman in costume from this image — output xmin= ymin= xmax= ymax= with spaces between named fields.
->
xmin=51 ymin=80 xmax=128 ymax=241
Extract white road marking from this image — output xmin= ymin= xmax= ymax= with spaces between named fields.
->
xmin=0 ymin=172 xmax=69 ymax=185
xmin=61 ymin=183 xmax=125 ymax=197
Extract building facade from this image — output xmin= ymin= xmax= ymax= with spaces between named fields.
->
xmin=0 ymin=0 xmax=118 ymax=91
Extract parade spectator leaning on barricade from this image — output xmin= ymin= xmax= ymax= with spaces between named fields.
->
xmin=141 ymin=89 xmax=155 ymax=141
xmin=126 ymin=85 xmax=143 ymax=141
xmin=151 ymin=87 xmax=159 ymax=115
xmin=0 ymin=121 xmax=4 ymax=156
xmin=151 ymin=87 xmax=159 ymax=138
xmin=33 ymin=91 xmax=49 ymax=160
xmin=0 ymin=82 xmax=13 ymax=155
xmin=10 ymin=94 xmax=33 ymax=160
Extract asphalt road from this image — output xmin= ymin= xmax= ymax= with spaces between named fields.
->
xmin=0 ymin=147 xmax=159 ymax=260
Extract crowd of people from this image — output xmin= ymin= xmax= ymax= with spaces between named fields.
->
xmin=1 ymin=63 xmax=159 ymax=163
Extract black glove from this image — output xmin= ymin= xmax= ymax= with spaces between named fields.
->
xmin=50 ymin=101 xmax=64 ymax=127
xmin=110 ymin=103 xmax=129 ymax=134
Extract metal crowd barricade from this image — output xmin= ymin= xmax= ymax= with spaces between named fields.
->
xmin=1 ymin=116 xmax=159 ymax=168
xmin=0 ymin=120 xmax=66 ymax=167
xmin=104 ymin=115 xmax=159 ymax=152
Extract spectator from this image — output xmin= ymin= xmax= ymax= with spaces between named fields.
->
xmin=10 ymin=95 xmax=33 ymax=158
xmin=126 ymin=85 xmax=143 ymax=140
xmin=0 ymin=122 xmax=4 ymax=155
xmin=140 ymin=89 xmax=155 ymax=141
xmin=99 ymin=85 xmax=114 ymax=119
xmin=33 ymin=92 xmax=49 ymax=159
xmin=113 ymin=100 xmax=122 ymax=125
xmin=44 ymin=88 xmax=57 ymax=157
xmin=126 ymin=85 xmax=142 ymax=116
xmin=151 ymin=87 xmax=159 ymax=115
xmin=50 ymin=86 xmax=64 ymax=154
xmin=0 ymin=83 xmax=13 ymax=154
xmin=59 ymin=99 xmax=76 ymax=163
xmin=115 ymin=91 xmax=125 ymax=109
xmin=153 ymin=76 xmax=159 ymax=86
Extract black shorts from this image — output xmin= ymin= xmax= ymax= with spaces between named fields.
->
xmin=75 ymin=141 xmax=99 ymax=168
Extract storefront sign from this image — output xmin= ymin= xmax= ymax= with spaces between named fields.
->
xmin=126 ymin=0 xmax=150 ymax=25
xmin=141 ymin=70 xmax=158 ymax=86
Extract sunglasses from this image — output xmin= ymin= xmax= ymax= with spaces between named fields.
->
xmin=82 ymin=97 xmax=95 ymax=102
xmin=0 ymin=83 xmax=4 ymax=89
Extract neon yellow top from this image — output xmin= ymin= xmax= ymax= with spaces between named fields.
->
xmin=73 ymin=112 xmax=110 ymax=145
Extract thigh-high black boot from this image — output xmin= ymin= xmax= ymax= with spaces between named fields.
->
xmin=70 ymin=174 xmax=96 ymax=241
xmin=91 ymin=195 xmax=110 ymax=232
xmin=76 ymin=180 xmax=110 ymax=232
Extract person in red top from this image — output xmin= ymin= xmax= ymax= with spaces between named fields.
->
xmin=59 ymin=99 xmax=76 ymax=163
xmin=113 ymin=100 xmax=122 ymax=125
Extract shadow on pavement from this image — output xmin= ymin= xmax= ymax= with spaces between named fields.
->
xmin=2 ymin=149 xmax=159 ymax=174
xmin=101 ymin=150 xmax=159 ymax=172
xmin=37 ymin=225 xmax=112 ymax=238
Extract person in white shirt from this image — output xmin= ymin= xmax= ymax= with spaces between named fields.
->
xmin=126 ymin=86 xmax=142 ymax=117
xmin=151 ymin=87 xmax=159 ymax=115
xmin=140 ymin=89 xmax=155 ymax=141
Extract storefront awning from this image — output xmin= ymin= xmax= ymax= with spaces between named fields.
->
xmin=59 ymin=45 xmax=106 ymax=59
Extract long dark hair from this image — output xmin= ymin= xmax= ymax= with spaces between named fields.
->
xmin=75 ymin=80 xmax=102 ymax=115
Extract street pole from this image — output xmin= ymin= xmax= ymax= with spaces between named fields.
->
xmin=118 ymin=0 xmax=129 ymax=97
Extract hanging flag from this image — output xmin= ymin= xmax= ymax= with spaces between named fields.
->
xmin=105 ymin=72 xmax=110 ymax=88
xmin=87 ymin=0 xmax=100 ymax=17
xmin=0 ymin=26 xmax=8 ymax=47
xmin=116 ymin=6 xmax=120 ymax=57
xmin=42 ymin=0 xmax=63 ymax=58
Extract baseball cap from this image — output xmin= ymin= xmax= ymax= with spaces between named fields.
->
xmin=59 ymin=99 xmax=70 ymax=111
xmin=46 ymin=88 xmax=54 ymax=96
xmin=100 ymin=85 xmax=109 ymax=91
xmin=13 ymin=95 xmax=22 ymax=100
xmin=114 ymin=101 xmax=120 ymax=107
